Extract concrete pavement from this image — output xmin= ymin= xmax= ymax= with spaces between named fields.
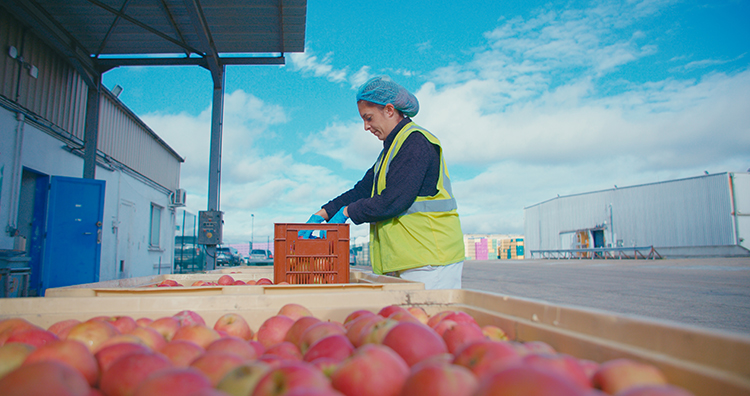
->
xmin=460 ymin=257 xmax=750 ymax=335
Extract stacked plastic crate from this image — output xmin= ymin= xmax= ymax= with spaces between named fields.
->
xmin=475 ymin=239 xmax=489 ymax=260
xmin=498 ymin=238 xmax=525 ymax=260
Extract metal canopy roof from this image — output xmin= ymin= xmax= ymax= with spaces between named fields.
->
xmin=3 ymin=0 xmax=307 ymax=85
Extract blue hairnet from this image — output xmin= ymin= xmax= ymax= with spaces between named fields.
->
xmin=356 ymin=76 xmax=419 ymax=117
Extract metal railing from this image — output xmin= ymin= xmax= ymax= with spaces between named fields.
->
xmin=530 ymin=246 xmax=662 ymax=260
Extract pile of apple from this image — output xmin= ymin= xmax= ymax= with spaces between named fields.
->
xmin=0 ymin=303 xmax=696 ymax=396
xmin=155 ymin=275 xmax=283 ymax=287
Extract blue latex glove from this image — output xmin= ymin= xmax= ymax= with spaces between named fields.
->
xmin=298 ymin=214 xmax=324 ymax=239
xmin=329 ymin=207 xmax=349 ymax=224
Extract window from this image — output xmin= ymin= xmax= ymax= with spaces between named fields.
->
xmin=149 ymin=204 xmax=162 ymax=247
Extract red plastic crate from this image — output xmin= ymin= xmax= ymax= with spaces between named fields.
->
xmin=273 ymin=223 xmax=350 ymax=284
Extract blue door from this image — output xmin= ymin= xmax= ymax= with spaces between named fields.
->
xmin=42 ymin=176 xmax=105 ymax=295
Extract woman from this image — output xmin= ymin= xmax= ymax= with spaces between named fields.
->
xmin=305 ymin=76 xmax=465 ymax=289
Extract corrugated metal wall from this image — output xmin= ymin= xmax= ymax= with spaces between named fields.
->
xmin=2 ymin=6 xmax=182 ymax=192
xmin=524 ymin=173 xmax=736 ymax=252
xmin=0 ymin=7 xmax=87 ymax=141
xmin=98 ymin=94 xmax=182 ymax=192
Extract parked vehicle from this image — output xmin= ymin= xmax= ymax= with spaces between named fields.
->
xmin=216 ymin=246 xmax=241 ymax=267
xmin=174 ymin=236 xmax=204 ymax=273
xmin=247 ymin=249 xmax=273 ymax=265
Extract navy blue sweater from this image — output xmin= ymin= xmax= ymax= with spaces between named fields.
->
xmin=322 ymin=118 xmax=440 ymax=225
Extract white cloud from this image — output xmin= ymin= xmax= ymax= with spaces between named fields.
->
xmin=142 ymin=89 xmax=361 ymax=243
xmin=289 ymin=47 xmax=348 ymax=83
xmin=300 ymin=120 xmax=381 ymax=170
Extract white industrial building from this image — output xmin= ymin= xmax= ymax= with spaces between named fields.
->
xmin=1 ymin=1 xmax=307 ymax=296
xmin=524 ymin=172 xmax=750 ymax=258
xmin=1 ymin=7 xmax=184 ymax=295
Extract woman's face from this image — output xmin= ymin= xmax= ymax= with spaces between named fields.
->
xmin=358 ymin=101 xmax=400 ymax=141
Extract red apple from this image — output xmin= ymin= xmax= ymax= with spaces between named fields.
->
xmin=473 ymin=364 xmax=588 ymax=396
xmin=214 ymin=313 xmax=254 ymax=341
xmin=0 ymin=342 xmax=35 ymax=379
xmin=440 ymin=311 xmax=477 ymax=326
xmin=135 ymin=318 xmax=153 ymax=327
xmin=99 ymin=351 xmax=173 ymax=396
xmin=382 ymin=322 xmax=448 ymax=367
xmin=0 ymin=318 xmax=43 ymax=346
xmin=91 ymin=316 xmax=138 ymax=334
xmin=148 ymin=317 xmax=181 ymax=341
xmin=262 ymin=341 xmax=303 ymax=362
xmin=286 ymin=317 xmax=323 ymax=348
xmin=48 ymin=319 xmax=82 ymax=337
xmin=190 ymin=351 xmax=245 ymax=386
xmin=173 ymin=310 xmax=206 ymax=327
xmin=216 ymin=361 xmax=271 ymax=396
xmin=521 ymin=340 xmax=557 ymax=356
xmin=252 ymin=361 xmax=333 ymax=396
xmin=206 ymin=336 xmax=260 ymax=360
xmin=5 ymin=328 xmax=59 ymax=348
xmin=95 ymin=342 xmax=152 ymax=373
xmin=299 ymin=322 xmax=346 ymax=353
xmin=23 ymin=339 xmax=99 ymax=386
xmin=387 ymin=310 xmax=422 ymax=323
xmin=522 ymin=353 xmax=592 ymax=389
xmin=426 ymin=311 xmax=454 ymax=329
xmin=256 ymin=315 xmax=295 ymax=349
xmin=158 ymin=340 xmax=205 ymax=367
xmin=309 ymin=356 xmax=341 ymax=377
xmin=378 ymin=305 xmax=408 ymax=318
xmin=343 ymin=310 xmax=374 ymax=327
xmin=442 ymin=322 xmax=485 ymax=354
xmin=278 ymin=303 xmax=314 ymax=321
xmin=96 ymin=334 xmax=146 ymax=350
xmin=399 ymin=361 xmax=479 ymax=396
xmin=0 ymin=361 xmax=91 ymax=396
xmin=65 ymin=320 xmax=120 ymax=353
xmin=330 ymin=344 xmax=409 ymax=396
xmin=616 ymin=385 xmax=696 ymax=396
xmin=191 ymin=280 xmax=208 ymax=286
xmin=359 ymin=317 xmax=398 ymax=345
xmin=432 ymin=319 xmax=458 ymax=337
xmin=248 ymin=340 xmax=266 ymax=356
xmin=157 ymin=279 xmax=181 ymax=287
xmin=256 ymin=278 xmax=273 ymax=285
xmin=284 ymin=389 xmax=346 ymax=396
xmin=452 ymin=340 xmax=521 ymax=380
xmin=234 ymin=280 xmax=247 ymax=285
xmin=592 ymin=358 xmax=668 ymax=395
xmin=189 ymin=388 xmax=234 ymax=396
xmin=481 ymin=325 xmax=508 ymax=341
xmin=406 ymin=307 xmax=430 ymax=325
xmin=172 ymin=324 xmax=221 ymax=349
xmin=344 ymin=315 xmax=382 ymax=347
xmin=218 ymin=275 xmax=235 ymax=285
xmin=303 ymin=334 xmax=354 ymax=363
xmin=128 ymin=327 xmax=167 ymax=350
xmin=578 ymin=359 xmax=600 ymax=381
xmin=132 ymin=367 xmax=212 ymax=396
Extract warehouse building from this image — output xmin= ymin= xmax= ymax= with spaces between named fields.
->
xmin=524 ymin=172 xmax=750 ymax=258
xmin=1 ymin=6 xmax=184 ymax=296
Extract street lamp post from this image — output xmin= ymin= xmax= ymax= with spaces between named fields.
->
xmin=251 ymin=214 xmax=254 ymax=250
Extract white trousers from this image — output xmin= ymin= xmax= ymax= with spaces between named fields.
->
xmin=395 ymin=261 xmax=464 ymax=290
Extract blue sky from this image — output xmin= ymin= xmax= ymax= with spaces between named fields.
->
xmin=102 ymin=0 xmax=750 ymax=245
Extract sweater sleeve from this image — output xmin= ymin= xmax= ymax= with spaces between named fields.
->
xmin=346 ymin=132 xmax=438 ymax=224
xmin=321 ymin=166 xmax=375 ymax=220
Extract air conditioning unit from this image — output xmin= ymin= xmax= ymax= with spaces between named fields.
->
xmin=171 ymin=188 xmax=186 ymax=206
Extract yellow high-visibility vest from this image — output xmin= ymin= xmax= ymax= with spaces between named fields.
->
xmin=369 ymin=122 xmax=465 ymax=274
